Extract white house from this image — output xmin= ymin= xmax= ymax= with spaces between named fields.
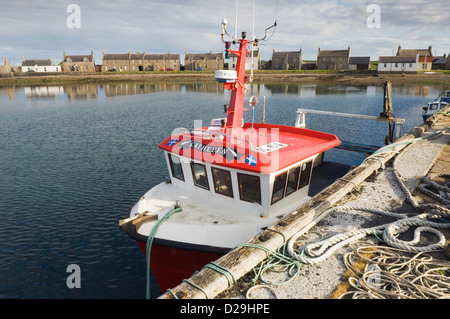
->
xmin=228 ymin=50 xmax=260 ymax=71
xmin=377 ymin=54 xmax=419 ymax=73
xmin=22 ymin=58 xmax=61 ymax=73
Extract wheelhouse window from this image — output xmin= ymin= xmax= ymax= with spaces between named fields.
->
xmin=191 ymin=162 xmax=209 ymax=190
xmin=285 ymin=166 xmax=301 ymax=196
xmin=212 ymin=167 xmax=233 ymax=197
xmin=298 ymin=160 xmax=313 ymax=189
xmin=237 ymin=173 xmax=261 ymax=205
xmin=271 ymin=172 xmax=287 ymax=204
xmin=168 ymin=154 xmax=184 ymax=181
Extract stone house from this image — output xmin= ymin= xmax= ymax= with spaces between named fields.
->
xmin=0 ymin=57 xmax=12 ymax=74
xmin=61 ymin=51 xmax=96 ymax=72
xmin=184 ymin=51 xmax=223 ymax=71
xmin=22 ymin=58 xmax=61 ymax=73
xmin=396 ymin=45 xmax=433 ymax=71
xmin=317 ymin=46 xmax=350 ymax=70
xmin=377 ymin=55 xmax=418 ymax=73
xmin=271 ymin=49 xmax=302 ymax=70
xmin=102 ymin=51 xmax=180 ymax=72
xmin=229 ymin=49 xmax=261 ymax=70
xmin=447 ymin=54 xmax=450 ymax=70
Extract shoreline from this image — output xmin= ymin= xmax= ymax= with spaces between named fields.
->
xmin=1 ymin=71 xmax=450 ymax=87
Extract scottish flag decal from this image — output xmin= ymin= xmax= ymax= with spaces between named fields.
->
xmin=166 ymin=139 xmax=179 ymax=146
xmin=245 ymin=154 xmax=258 ymax=167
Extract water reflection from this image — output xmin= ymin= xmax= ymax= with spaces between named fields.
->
xmin=0 ymin=81 xmax=446 ymax=102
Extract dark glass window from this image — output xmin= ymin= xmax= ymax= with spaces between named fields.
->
xmin=298 ymin=160 xmax=313 ymax=189
xmin=285 ymin=166 xmax=300 ymax=196
xmin=271 ymin=172 xmax=287 ymax=204
xmin=237 ymin=173 xmax=261 ymax=204
xmin=191 ymin=162 xmax=209 ymax=190
xmin=168 ymin=154 xmax=184 ymax=181
xmin=212 ymin=168 xmax=233 ymax=197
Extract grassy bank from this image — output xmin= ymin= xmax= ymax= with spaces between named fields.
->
xmin=1 ymin=70 xmax=450 ymax=87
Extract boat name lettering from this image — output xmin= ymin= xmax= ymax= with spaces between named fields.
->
xmin=177 ymin=140 xmax=244 ymax=161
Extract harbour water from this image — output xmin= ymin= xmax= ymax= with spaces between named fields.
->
xmin=0 ymin=81 xmax=446 ymax=298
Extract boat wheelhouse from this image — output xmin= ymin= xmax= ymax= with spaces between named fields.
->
xmin=119 ymin=23 xmax=341 ymax=293
xmin=422 ymin=90 xmax=450 ymax=122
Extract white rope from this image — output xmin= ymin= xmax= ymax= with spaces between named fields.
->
xmin=340 ymin=243 xmax=450 ymax=299
xmin=286 ymin=138 xmax=450 ymax=264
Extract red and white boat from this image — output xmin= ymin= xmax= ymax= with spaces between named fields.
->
xmin=119 ymin=21 xmax=341 ymax=293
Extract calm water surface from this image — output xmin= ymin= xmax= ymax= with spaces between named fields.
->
xmin=0 ymin=81 xmax=446 ymax=298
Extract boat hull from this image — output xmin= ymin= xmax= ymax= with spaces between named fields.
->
xmin=136 ymin=240 xmax=225 ymax=293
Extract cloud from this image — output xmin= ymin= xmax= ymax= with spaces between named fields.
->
xmin=0 ymin=0 xmax=449 ymax=65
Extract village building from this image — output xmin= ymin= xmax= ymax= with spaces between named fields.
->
xmin=22 ymin=58 xmax=60 ymax=73
xmin=102 ymin=51 xmax=180 ymax=72
xmin=61 ymin=51 xmax=96 ymax=72
xmin=432 ymin=54 xmax=448 ymax=70
xmin=446 ymin=54 xmax=450 ymax=70
xmin=229 ymin=49 xmax=261 ymax=70
xmin=396 ymin=45 xmax=433 ymax=71
xmin=348 ymin=57 xmax=371 ymax=70
xmin=0 ymin=57 xmax=12 ymax=74
xmin=271 ymin=49 xmax=302 ymax=70
xmin=377 ymin=55 xmax=418 ymax=73
xmin=317 ymin=46 xmax=350 ymax=70
xmin=184 ymin=51 xmax=224 ymax=71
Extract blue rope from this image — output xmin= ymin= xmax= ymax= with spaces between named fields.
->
xmin=146 ymin=206 xmax=182 ymax=299
xmin=182 ymin=279 xmax=209 ymax=299
xmin=203 ymin=262 xmax=236 ymax=287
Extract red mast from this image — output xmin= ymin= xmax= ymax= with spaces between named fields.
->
xmin=223 ymin=35 xmax=249 ymax=134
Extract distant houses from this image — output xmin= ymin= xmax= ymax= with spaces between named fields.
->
xmin=184 ymin=51 xmax=223 ymax=71
xmin=317 ymin=46 xmax=350 ymax=70
xmin=377 ymin=45 xmax=437 ymax=73
xmin=1 ymin=43 xmax=449 ymax=74
xmin=378 ymin=56 xmax=418 ymax=73
xmin=22 ymin=57 xmax=60 ymax=73
xmin=271 ymin=49 xmax=302 ymax=70
xmin=102 ymin=51 xmax=180 ymax=72
xmin=62 ymin=51 xmax=96 ymax=72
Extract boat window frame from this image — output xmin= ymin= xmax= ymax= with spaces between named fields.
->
xmin=190 ymin=162 xmax=210 ymax=190
xmin=271 ymin=171 xmax=288 ymax=205
xmin=285 ymin=165 xmax=301 ymax=197
xmin=168 ymin=153 xmax=184 ymax=181
xmin=237 ymin=173 xmax=262 ymax=205
xmin=298 ymin=160 xmax=313 ymax=190
xmin=211 ymin=167 xmax=234 ymax=198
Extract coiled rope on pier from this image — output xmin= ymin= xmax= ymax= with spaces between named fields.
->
xmin=286 ymin=128 xmax=450 ymax=265
xmin=339 ymin=242 xmax=450 ymax=299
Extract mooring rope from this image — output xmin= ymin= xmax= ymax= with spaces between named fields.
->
xmin=146 ymin=204 xmax=182 ymax=299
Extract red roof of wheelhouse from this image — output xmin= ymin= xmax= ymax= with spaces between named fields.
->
xmin=159 ymin=122 xmax=340 ymax=174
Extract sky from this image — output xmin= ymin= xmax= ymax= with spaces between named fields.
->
xmin=1 ymin=0 xmax=449 ymax=66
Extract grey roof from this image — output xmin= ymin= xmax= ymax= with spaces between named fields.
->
xmin=349 ymin=57 xmax=370 ymax=64
xmin=379 ymin=56 xmax=416 ymax=63
xmin=103 ymin=53 xmax=179 ymax=61
xmin=271 ymin=50 xmax=302 ymax=60
xmin=318 ymin=49 xmax=349 ymax=57
xmin=22 ymin=59 xmax=53 ymax=66
xmin=185 ymin=52 xmax=223 ymax=60
xmin=64 ymin=55 xmax=93 ymax=63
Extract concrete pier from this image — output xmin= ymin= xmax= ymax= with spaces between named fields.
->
xmin=158 ymin=106 xmax=450 ymax=299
